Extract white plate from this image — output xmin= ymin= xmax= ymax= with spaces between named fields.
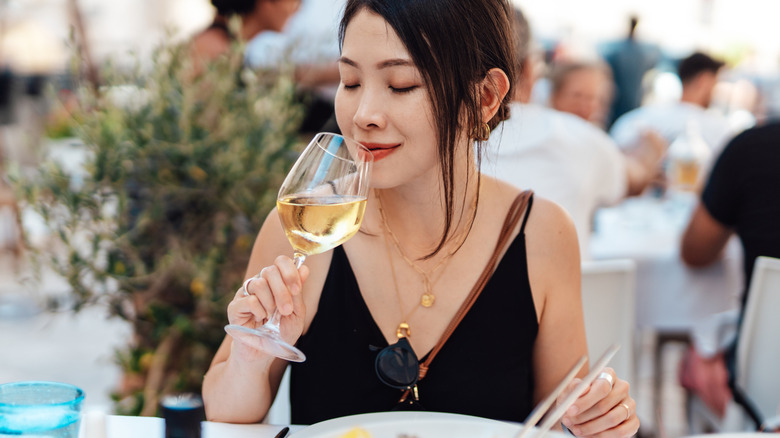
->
xmin=290 ymin=411 xmax=566 ymax=438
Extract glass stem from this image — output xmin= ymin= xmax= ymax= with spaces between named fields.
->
xmin=266 ymin=310 xmax=283 ymax=332
xmin=293 ymin=252 xmax=306 ymax=269
xmin=266 ymin=252 xmax=306 ymax=329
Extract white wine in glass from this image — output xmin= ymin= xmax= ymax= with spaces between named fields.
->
xmin=225 ymin=133 xmax=373 ymax=362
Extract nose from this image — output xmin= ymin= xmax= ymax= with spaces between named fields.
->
xmin=352 ymin=89 xmax=386 ymax=130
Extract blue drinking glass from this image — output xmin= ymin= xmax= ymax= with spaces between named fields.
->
xmin=0 ymin=381 xmax=85 ymax=437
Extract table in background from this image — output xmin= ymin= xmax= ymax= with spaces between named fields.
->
xmin=79 ymin=415 xmax=301 ymax=438
xmin=589 ymin=191 xmax=742 ymax=433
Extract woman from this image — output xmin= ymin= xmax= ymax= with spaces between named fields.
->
xmin=190 ymin=0 xmax=300 ymax=62
xmin=203 ymin=0 xmax=639 ymax=436
xmin=549 ymin=60 xmax=615 ymax=130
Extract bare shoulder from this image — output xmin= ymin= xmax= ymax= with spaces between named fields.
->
xmin=480 ymin=177 xmax=577 ymax=251
xmin=524 ymin=195 xmax=579 ymax=255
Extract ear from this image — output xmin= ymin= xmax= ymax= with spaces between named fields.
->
xmin=478 ymin=68 xmax=511 ymax=123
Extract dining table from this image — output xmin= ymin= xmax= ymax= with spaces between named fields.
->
xmin=590 ymin=190 xmax=742 ymax=333
xmin=78 ymin=414 xmax=303 ymax=438
xmin=78 ymin=411 xmax=565 ymax=438
xmin=588 ymin=189 xmax=743 ymax=434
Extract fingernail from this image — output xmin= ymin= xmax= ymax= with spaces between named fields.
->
xmin=567 ymin=405 xmax=579 ymax=415
xmin=282 ymin=303 xmax=293 ymax=315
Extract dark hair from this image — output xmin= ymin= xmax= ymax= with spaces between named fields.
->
xmin=338 ymin=0 xmax=516 ymax=257
xmin=677 ymin=52 xmax=724 ymax=84
xmin=628 ymin=15 xmax=639 ymax=39
xmin=211 ymin=0 xmax=257 ymax=16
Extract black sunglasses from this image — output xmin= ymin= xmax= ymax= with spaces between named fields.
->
xmin=374 ymin=336 xmax=425 ymax=410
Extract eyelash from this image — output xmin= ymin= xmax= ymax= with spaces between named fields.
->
xmin=342 ymin=84 xmax=419 ymax=94
xmin=391 ymin=86 xmax=418 ymax=94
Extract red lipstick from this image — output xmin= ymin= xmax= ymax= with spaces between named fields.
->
xmin=361 ymin=142 xmax=399 ymax=162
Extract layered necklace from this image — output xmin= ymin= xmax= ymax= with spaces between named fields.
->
xmin=377 ymin=192 xmax=475 ymax=338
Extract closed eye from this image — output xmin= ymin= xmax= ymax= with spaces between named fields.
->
xmin=390 ymin=85 xmax=419 ymax=94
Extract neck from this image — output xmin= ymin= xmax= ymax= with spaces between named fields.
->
xmin=375 ymin=177 xmax=479 ymax=261
xmin=680 ymin=89 xmax=705 ymax=108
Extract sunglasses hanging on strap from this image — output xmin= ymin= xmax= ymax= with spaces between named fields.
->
xmin=374 ymin=190 xmax=534 ymax=410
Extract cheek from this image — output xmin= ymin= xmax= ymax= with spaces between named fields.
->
xmin=333 ymin=89 xmax=354 ymax=134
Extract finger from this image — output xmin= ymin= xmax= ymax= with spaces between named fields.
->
xmin=251 ymin=276 xmax=277 ymax=323
xmin=289 ymin=264 xmax=310 ymax=317
xmin=263 ymin=258 xmax=298 ymax=316
xmin=569 ymin=398 xmax=638 ymax=438
xmin=573 ymin=378 xmax=630 ymax=425
xmin=565 ymin=377 xmax=631 ymax=434
xmin=273 ymin=255 xmax=303 ymax=316
xmin=227 ymin=283 xmax=269 ymax=325
xmin=563 ymin=368 xmax=618 ymax=422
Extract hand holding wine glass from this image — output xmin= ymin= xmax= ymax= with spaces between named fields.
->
xmin=225 ymin=133 xmax=373 ymax=362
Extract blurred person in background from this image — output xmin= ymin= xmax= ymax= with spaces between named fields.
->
xmin=548 ymin=60 xmax=614 ymax=130
xmin=679 ymin=121 xmax=780 ymax=420
xmin=610 ymin=52 xmax=733 ymax=154
xmin=191 ymin=0 xmax=301 ymax=63
xmin=244 ymin=0 xmax=345 ymax=133
xmin=483 ymin=7 xmax=665 ymax=259
xmin=602 ymin=15 xmax=663 ymax=128
xmin=192 ymin=0 xmax=341 ymax=133
xmin=609 ymin=52 xmax=744 ymax=191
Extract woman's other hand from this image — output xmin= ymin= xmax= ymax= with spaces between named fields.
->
xmin=559 ymin=367 xmax=639 ymax=437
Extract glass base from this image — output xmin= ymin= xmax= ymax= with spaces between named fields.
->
xmin=224 ymin=324 xmax=306 ymax=362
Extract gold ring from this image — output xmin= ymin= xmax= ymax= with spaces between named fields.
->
xmin=621 ymin=402 xmax=631 ymax=422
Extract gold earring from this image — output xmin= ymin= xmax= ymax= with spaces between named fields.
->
xmin=471 ymin=122 xmax=491 ymax=142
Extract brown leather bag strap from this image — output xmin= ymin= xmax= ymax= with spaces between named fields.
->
xmin=417 ymin=190 xmax=533 ymax=379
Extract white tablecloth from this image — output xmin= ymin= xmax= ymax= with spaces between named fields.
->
xmin=589 ymin=191 xmax=742 ymax=334
xmin=79 ymin=414 xmax=302 ymax=438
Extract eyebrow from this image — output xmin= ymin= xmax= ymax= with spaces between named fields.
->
xmin=338 ymin=56 xmax=415 ymax=70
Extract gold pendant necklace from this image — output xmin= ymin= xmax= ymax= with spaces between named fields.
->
xmin=378 ymin=192 xmax=472 ymax=338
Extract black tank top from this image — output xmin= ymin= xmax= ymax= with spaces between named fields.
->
xmin=290 ymin=198 xmax=538 ymax=424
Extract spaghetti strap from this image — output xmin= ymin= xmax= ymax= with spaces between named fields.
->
xmin=519 ymin=193 xmax=534 ymax=234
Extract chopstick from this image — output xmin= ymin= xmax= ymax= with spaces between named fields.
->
xmin=533 ymin=344 xmax=621 ymax=438
xmin=514 ymin=355 xmax=587 ymax=438
xmin=514 ymin=355 xmax=588 ymax=438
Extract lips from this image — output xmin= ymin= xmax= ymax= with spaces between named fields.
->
xmin=361 ymin=142 xmax=399 ymax=162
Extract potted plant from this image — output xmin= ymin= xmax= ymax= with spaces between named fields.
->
xmin=9 ymin=38 xmax=305 ymax=416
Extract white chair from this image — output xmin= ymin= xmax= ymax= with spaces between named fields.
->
xmin=581 ymin=259 xmax=637 ymax=386
xmin=720 ymin=256 xmax=780 ymax=431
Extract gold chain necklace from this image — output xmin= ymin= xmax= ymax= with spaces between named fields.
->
xmin=377 ymin=192 xmax=474 ymax=338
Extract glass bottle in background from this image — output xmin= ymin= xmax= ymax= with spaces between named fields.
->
xmin=667 ymin=120 xmax=711 ymax=191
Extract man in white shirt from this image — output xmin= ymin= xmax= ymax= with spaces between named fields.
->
xmin=609 ymin=52 xmax=735 ymax=157
xmin=483 ymin=8 xmax=664 ymax=258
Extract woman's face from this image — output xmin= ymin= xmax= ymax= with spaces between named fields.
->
xmin=552 ymin=68 xmax=612 ymax=127
xmin=335 ymin=9 xmax=438 ymax=189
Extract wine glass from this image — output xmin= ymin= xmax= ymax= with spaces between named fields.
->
xmin=225 ymin=132 xmax=373 ymax=362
